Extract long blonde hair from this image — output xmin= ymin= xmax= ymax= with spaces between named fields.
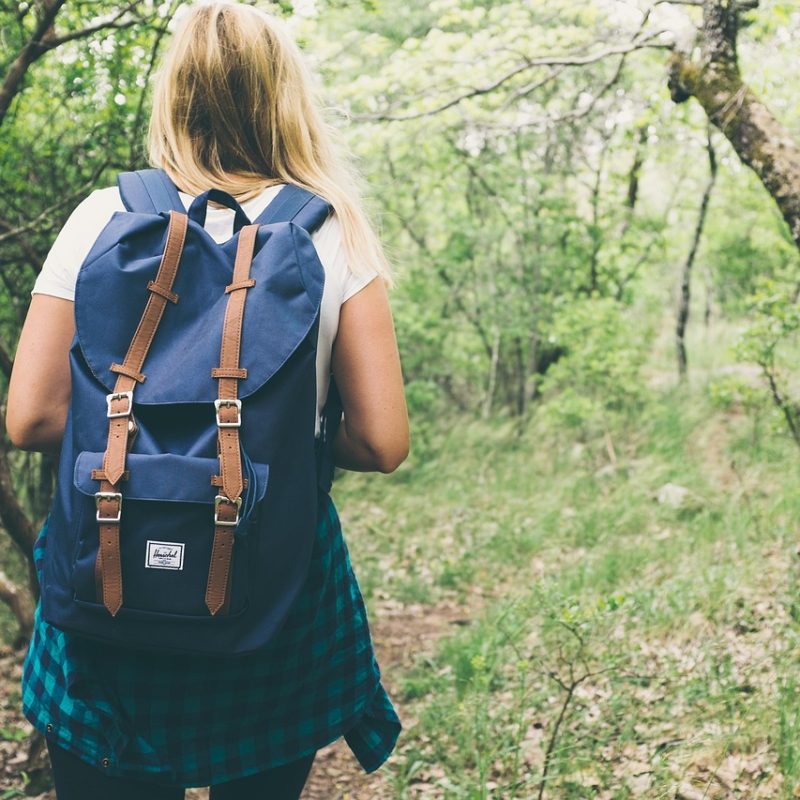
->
xmin=148 ymin=1 xmax=391 ymax=282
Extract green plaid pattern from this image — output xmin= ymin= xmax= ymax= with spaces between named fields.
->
xmin=22 ymin=492 xmax=400 ymax=788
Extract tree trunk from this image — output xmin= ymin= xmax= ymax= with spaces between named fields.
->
xmin=0 ymin=0 xmax=67 ymax=128
xmin=513 ymin=336 xmax=527 ymax=417
xmin=676 ymin=131 xmax=717 ymax=379
xmin=0 ymin=569 xmax=34 ymax=647
xmin=668 ymin=0 xmax=800 ymax=251
xmin=704 ymin=265 xmax=714 ymax=327
xmin=620 ymin=125 xmax=647 ymax=238
xmin=482 ymin=329 xmax=501 ymax=420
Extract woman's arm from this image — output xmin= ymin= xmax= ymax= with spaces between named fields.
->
xmin=8 ymin=280 xmax=410 ymax=469
xmin=331 ymin=277 xmax=409 ymax=473
xmin=7 ymin=295 xmax=75 ymax=453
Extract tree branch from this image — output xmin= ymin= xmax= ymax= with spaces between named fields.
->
xmin=0 ymin=1 xmax=153 ymax=129
xmin=0 ymin=0 xmax=67 ymax=127
xmin=764 ymin=364 xmax=800 ymax=451
xmin=658 ymin=0 xmax=759 ymax=8
xmin=699 ymin=0 xmax=739 ymax=66
xmin=0 ymin=569 xmax=34 ymax=646
xmin=0 ymin=160 xmax=109 ymax=246
xmin=0 ymin=339 xmax=14 ymax=381
xmin=357 ymin=33 xmax=672 ymax=122
xmin=0 ymin=442 xmax=37 ymax=559
xmin=45 ymin=2 xmax=158 ymax=49
xmin=0 ymin=404 xmax=37 ymax=568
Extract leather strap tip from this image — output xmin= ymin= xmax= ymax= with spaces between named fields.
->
xmin=225 ymin=486 xmax=244 ymax=506
xmin=205 ymin=598 xmax=224 ymax=617
xmin=104 ymin=468 xmax=126 ymax=486
xmin=104 ymin=598 xmax=123 ymax=617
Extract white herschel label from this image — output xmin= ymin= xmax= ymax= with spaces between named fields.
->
xmin=145 ymin=540 xmax=184 ymax=570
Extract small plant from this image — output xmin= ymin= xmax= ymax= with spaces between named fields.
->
xmin=0 ymin=769 xmax=29 ymax=800
xmin=736 ymin=277 xmax=800 ymax=450
xmin=0 ymin=726 xmax=28 ymax=743
xmin=396 ymin=588 xmax=630 ymax=798
xmin=776 ymin=676 xmax=800 ymax=795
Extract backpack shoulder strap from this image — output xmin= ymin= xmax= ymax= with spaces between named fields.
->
xmin=118 ymin=169 xmax=185 ymax=214
xmin=253 ymin=185 xmax=331 ymax=233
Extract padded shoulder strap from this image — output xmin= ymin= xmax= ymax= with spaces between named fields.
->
xmin=118 ymin=169 xmax=185 ymax=214
xmin=253 ymin=185 xmax=331 ymax=233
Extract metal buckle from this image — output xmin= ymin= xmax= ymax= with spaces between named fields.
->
xmin=95 ymin=492 xmax=122 ymax=523
xmin=214 ymin=398 xmax=242 ymax=428
xmin=214 ymin=495 xmax=242 ymax=527
xmin=106 ymin=391 xmax=133 ymax=419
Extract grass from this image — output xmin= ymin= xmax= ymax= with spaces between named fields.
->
xmin=331 ymin=328 xmax=800 ymax=797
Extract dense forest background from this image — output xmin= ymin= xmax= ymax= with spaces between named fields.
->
xmin=1 ymin=0 xmax=800 ymax=797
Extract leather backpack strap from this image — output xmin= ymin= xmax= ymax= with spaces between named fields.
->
xmin=96 ymin=211 xmax=188 ymax=616
xmin=206 ymin=224 xmax=259 ymax=616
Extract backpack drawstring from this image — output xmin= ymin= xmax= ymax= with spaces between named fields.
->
xmin=238 ymin=449 xmax=259 ymax=531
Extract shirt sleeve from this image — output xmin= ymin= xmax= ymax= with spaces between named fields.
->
xmin=311 ymin=212 xmax=379 ymax=305
xmin=32 ymin=187 xmax=121 ymax=301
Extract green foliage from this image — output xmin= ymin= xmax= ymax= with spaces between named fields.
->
xmin=737 ymin=278 xmax=800 ymax=368
xmin=539 ymin=297 xmax=649 ymax=435
xmin=733 ymin=277 xmax=800 ymax=444
xmin=704 ymin=173 xmax=799 ymax=313
xmin=708 ymin=373 xmax=756 ymax=412
xmin=0 ymin=725 xmax=27 ymax=743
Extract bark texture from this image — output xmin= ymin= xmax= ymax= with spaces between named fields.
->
xmin=668 ymin=0 xmax=800 ymax=250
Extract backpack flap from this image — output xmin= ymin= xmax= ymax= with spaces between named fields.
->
xmin=74 ymin=216 xmax=325 ymax=404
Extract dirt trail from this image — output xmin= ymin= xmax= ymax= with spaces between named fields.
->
xmin=1 ymin=599 xmax=472 ymax=799
xmin=300 ymin=599 xmax=471 ymax=800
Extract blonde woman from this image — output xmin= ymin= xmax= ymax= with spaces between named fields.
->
xmin=7 ymin=3 xmax=409 ymax=798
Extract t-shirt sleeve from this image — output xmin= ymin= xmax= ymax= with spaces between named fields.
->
xmin=32 ymin=187 xmax=121 ymax=301
xmin=312 ymin=212 xmax=379 ymax=304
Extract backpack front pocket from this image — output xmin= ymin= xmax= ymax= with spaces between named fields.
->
xmin=70 ymin=451 xmax=269 ymax=618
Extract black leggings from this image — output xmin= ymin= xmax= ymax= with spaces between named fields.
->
xmin=46 ymin=737 xmax=315 ymax=800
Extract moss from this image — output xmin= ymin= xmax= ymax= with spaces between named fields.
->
xmin=667 ymin=53 xmax=699 ymax=104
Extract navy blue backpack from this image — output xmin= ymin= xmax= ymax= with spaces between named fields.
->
xmin=40 ymin=169 xmax=341 ymax=656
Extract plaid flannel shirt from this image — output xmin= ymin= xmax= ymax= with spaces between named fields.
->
xmin=22 ymin=492 xmax=400 ymax=787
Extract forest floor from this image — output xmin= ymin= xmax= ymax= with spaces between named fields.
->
xmin=2 ymin=323 xmax=800 ymax=798
xmin=0 ymin=597 xmax=470 ymax=799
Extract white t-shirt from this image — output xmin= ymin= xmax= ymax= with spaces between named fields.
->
xmin=32 ymin=184 xmax=378 ymax=436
